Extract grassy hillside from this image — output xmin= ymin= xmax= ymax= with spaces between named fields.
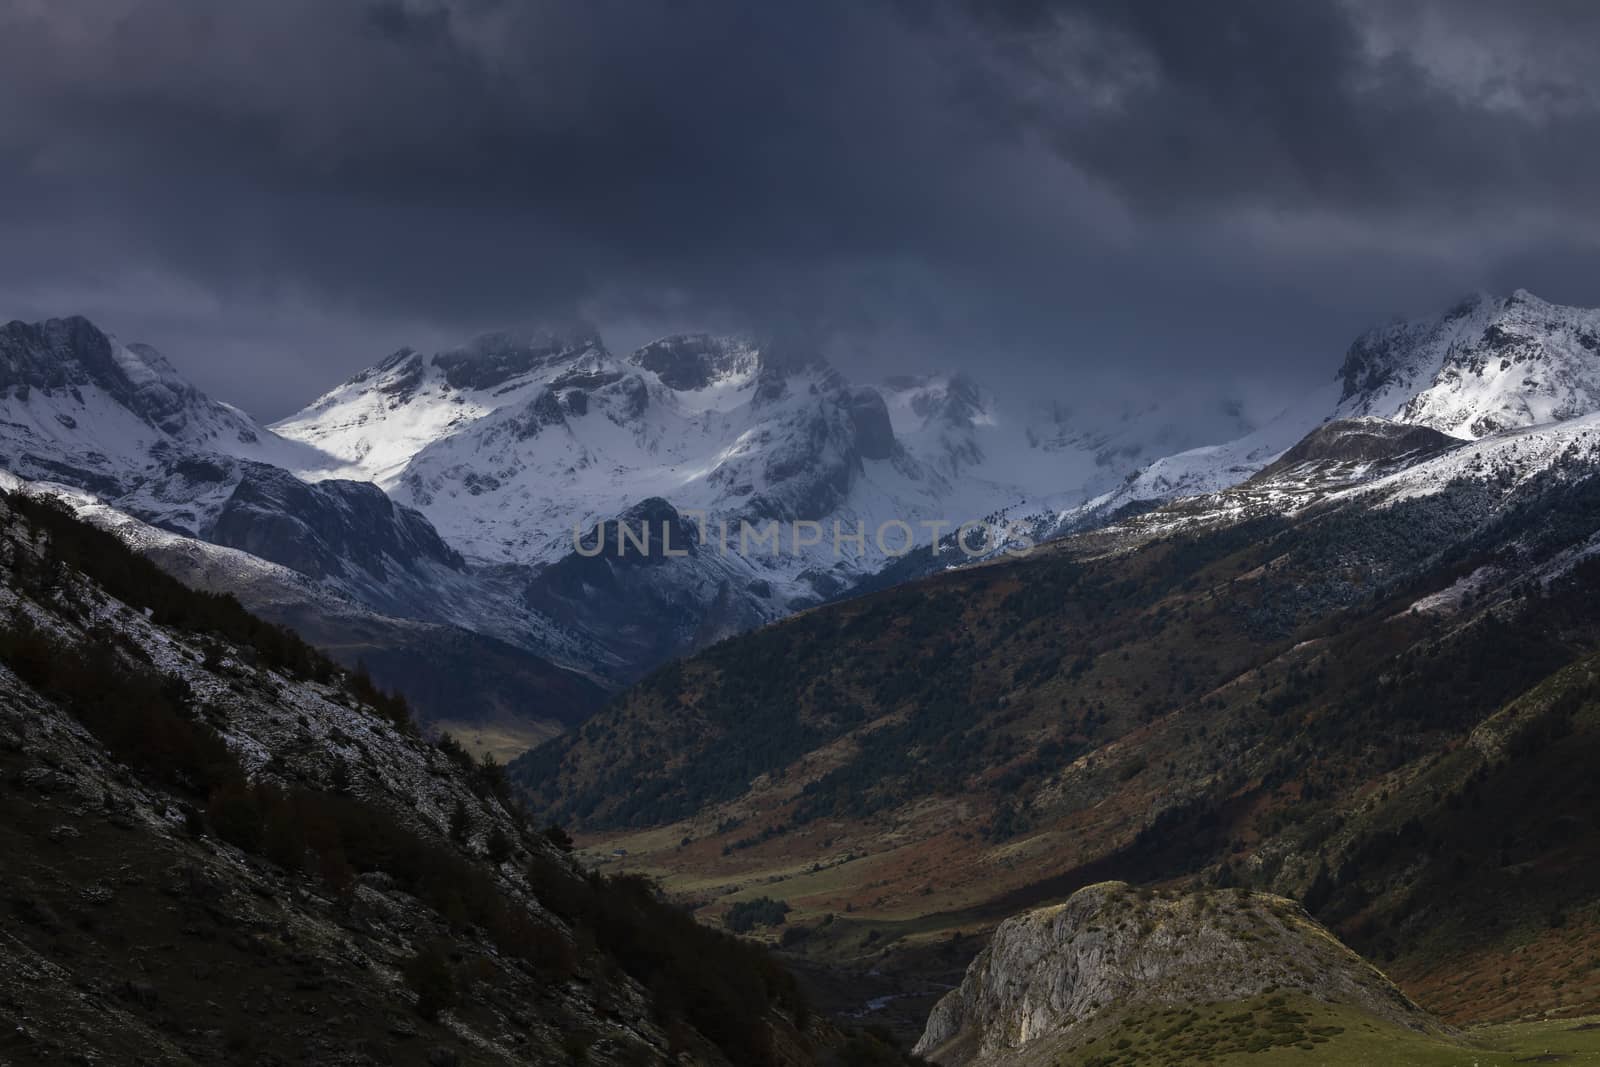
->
xmin=1059 ymin=998 xmax=1600 ymax=1067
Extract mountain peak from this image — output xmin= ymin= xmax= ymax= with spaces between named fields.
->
xmin=888 ymin=372 xmax=988 ymax=429
xmin=0 ymin=315 xmax=249 ymax=442
xmin=1336 ymin=289 xmax=1600 ymax=438
xmin=431 ymin=327 xmax=606 ymax=392
xmin=1438 ymin=287 xmax=1551 ymax=319
xmin=629 ymin=333 xmax=758 ymax=391
xmin=2 ymin=314 xmax=117 ymax=387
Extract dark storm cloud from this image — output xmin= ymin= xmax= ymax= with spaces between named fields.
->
xmin=960 ymin=0 xmax=1600 ymax=218
xmin=1 ymin=0 xmax=1598 ymax=417
xmin=0 ymin=2 xmax=972 ymax=323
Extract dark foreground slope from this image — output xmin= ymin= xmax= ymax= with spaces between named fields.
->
xmin=0 ymin=491 xmax=914 ymax=1066
xmin=518 ymin=417 xmax=1600 ymax=1032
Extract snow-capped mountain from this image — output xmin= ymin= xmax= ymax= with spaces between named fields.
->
xmin=4 ymin=312 xmax=1233 ymax=692
xmin=279 ymin=331 xmax=935 ymax=573
xmin=0 ymin=318 xmax=482 ymax=621
xmin=0 ymin=315 xmax=318 ymax=480
xmin=271 ymin=331 xmax=1231 ymax=650
xmin=273 ymin=327 xmax=613 ymax=485
xmin=1338 ymin=289 xmax=1600 ymax=436
xmin=1055 ymin=289 xmax=1600 ymax=533
xmin=0 ymin=316 xmax=614 ymax=728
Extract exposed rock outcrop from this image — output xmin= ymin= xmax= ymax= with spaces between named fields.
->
xmin=629 ymin=333 xmax=757 ymax=391
xmin=915 ymin=881 xmax=1436 ymax=1066
xmin=209 ymin=461 xmax=464 ymax=581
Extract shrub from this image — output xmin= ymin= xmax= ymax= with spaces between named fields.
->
xmin=207 ymin=782 xmax=265 ymax=852
xmin=726 ymin=897 xmax=791 ymax=934
xmin=486 ymin=824 xmax=514 ymax=865
xmin=779 ymin=925 xmax=811 ymax=949
xmin=403 ymin=941 xmax=457 ymax=1020
xmin=448 ymin=798 xmax=472 ymax=843
xmin=542 ymin=823 xmax=575 ymax=852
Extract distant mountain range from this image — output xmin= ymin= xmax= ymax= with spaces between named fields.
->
xmin=0 ymin=310 xmax=1245 ymax=730
xmin=6 ymin=289 xmax=1600 ymax=750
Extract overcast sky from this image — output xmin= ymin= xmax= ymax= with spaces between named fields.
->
xmin=3 ymin=0 xmax=1599 ymax=420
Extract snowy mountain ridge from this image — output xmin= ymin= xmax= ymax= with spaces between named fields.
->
xmin=1051 ymin=289 xmax=1600 ymax=534
xmin=1340 ymin=288 xmax=1600 ymax=436
xmin=2 ymin=313 xmax=1233 ymax=685
xmin=0 ymin=316 xmax=610 ymax=680
xmin=272 ymin=330 xmax=1223 ymax=586
xmin=0 ymin=315 xmax=325 ymax=480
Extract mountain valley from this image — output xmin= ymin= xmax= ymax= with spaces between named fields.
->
xmin=14 ymin=8 xmax=1600 ymax=1061
xmin=10 ymin=290 xmax=1600 ymax=1062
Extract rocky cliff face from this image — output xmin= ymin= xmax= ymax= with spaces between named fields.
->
xmin=207 ymin=461 xmax=463 ymax=582
xmin=915 ymin=882 xmax=1434 ymax=1066
xmin=629 ymin=333 xmax=758 ymax=391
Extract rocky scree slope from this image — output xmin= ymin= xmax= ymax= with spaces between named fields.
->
xmin=0 ymin=489 xmax=905 ymax=1066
